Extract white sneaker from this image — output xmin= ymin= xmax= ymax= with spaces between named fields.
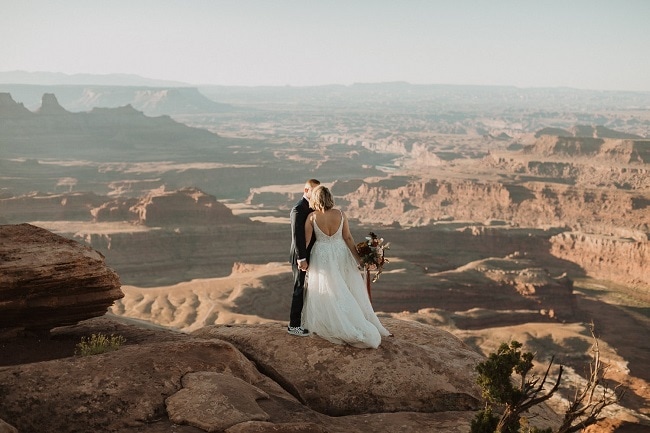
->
xmin=287 ymin=326 xmax=310 ymax=336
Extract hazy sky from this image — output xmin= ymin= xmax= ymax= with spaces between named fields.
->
xmin=2 ymin=0 xmax=649 ymax=91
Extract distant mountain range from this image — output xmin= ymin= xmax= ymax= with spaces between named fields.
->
xmin=0 ymin=84 xmax=232 ymax=116
xmin=4 ymin=71 xmax=650 ymax=114
xmin=0 ymin=92 xmax=227 ymax=161
xmin=0 ymin=70 xmax=190 ymax=87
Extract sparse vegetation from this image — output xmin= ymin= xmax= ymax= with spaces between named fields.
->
xmin=75 ymin=333 xmax=126 ymax=356
xmin=471 ymin=324 xmax=620 ymax=433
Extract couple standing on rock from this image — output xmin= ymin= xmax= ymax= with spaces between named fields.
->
xmin=288 ymin=179 xmax=391 ymax=348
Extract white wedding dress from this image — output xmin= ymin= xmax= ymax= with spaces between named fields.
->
xmin=303 ymin=211 xmax=390 ymax=349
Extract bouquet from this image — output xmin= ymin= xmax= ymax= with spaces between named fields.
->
xmin=356 ymin=232 xmax=389 ymax=283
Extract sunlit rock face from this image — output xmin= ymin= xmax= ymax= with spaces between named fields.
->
xmin=0 ymin=223 xmax=123 ymax=332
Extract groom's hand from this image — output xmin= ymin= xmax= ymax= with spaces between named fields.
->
xmin=298 ymin=260 xmax=308 ymax=271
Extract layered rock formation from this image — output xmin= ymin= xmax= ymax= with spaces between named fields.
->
xmin=0 ymin=191 xmax=108 ymax=222
xmin=337 ymin=177 xmax=649 ymax=291
xmin=1 ymin=187 xmax=243 ymax=227
xmin=128 ymin=187 xmax=242 ymax=226
xmin=487 ymin=136 xmax=650 ymax=191
xmin=0 ymin=223 xmax=123 ymax=332
xmin=535 ymin=125 xmax=643 ymax=140
xmin=524 ymin=135 xmax=649 ymax=164
xmin=442 ymin=255 xmax=577 ymax=319
xmin=340 ymin=177 xmax=649 ymax=232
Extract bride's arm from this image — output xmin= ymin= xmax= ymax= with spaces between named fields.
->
xmin=342 ymin=212 xmax=362 ymax=264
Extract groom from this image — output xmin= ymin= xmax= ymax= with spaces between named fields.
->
xmin=288 ymin=178 xmax=320 ymax=336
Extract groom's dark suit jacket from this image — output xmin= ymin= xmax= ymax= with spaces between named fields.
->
xmin=289 ymin=197 xmax=315 ymax=265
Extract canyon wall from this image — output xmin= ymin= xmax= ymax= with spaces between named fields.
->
xmin=550 ymin=232 xmax=649 ymax=289
xmin=338 ymin=178 xmax=649 ymax=233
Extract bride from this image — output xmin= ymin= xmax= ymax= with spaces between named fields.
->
xmin=302 ymin=185 xmax=391 ymax=348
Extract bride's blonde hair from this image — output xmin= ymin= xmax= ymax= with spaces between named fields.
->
xmin=310 ymin=185 xmax=334 ymax=211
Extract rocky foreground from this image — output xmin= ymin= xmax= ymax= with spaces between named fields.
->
xmin=0 ymin=316 xmax=499 ymax=433
xmin=1 ymin=223 xmax=647 ymax=432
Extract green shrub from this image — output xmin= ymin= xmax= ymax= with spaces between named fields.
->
xmin=471 ymin=407 xmax=500 ymax=433
xmin=75 ymin=333 xmax=126 ymax=356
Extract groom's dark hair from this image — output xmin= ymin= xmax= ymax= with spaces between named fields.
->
xmin=307 ymin=179 xmax=321 ymax=188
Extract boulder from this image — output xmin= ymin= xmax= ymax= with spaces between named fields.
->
xmin=166 ymin=372 xmax=271 ymax=431
xmin=0 ymin=223 xmax=123 ymax=332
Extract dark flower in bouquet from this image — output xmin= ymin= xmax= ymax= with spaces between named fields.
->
xmin=356 ymin=232 xmax=390 ymax=282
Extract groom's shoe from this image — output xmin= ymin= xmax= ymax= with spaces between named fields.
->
xmin=287 ymin=326 xmax=310 ymax=337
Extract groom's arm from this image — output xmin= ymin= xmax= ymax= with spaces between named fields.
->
xmin=290 ymin=204 xmax=309 ymax=263
xmin=304 ymin=214 xmax=314 ymax=250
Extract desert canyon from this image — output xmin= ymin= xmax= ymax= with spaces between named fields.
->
xmin=0 ymin=77 xmax=649 ymax=432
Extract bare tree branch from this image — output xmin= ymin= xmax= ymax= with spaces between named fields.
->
xmin=556 ymin=322 xmax=622 ymax=433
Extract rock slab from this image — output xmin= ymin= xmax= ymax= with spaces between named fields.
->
xmin=192 ymin=318 xmax=484 ymax=416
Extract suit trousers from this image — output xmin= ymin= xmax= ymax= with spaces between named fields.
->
xmin=289 ymin=261 xmax=307 ymax=327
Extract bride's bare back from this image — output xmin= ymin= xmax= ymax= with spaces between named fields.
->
xmin=313 ymin=208 xmax=342 ymax=236
xmin=305 ymin=208 xmax=360 ymax=265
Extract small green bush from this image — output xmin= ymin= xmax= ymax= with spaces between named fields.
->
xmin=75 ymin=333 xmax=126 ymax=356
xmin=471 ymin=407 xmax=499 ymax=433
